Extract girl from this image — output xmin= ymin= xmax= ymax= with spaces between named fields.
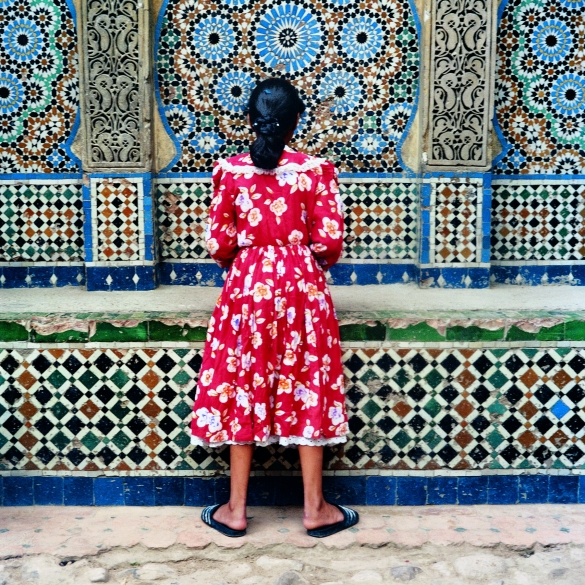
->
xmin=191 ymin=78 xmax=358 ymax=538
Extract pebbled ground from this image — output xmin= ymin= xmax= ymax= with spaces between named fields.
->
xmin=1 ymin=505 xmax=584 ymax=584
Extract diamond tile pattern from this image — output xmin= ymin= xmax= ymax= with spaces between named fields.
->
xmin=2 ymin=348 xmax=585 ymax=472
xmin=96 ymin=180 xmax=140 ymax=261
xmin=157 ymin=182 xmax=212 ymax=260
xmin=156 ymin=181 xmax=419 ymax=261
xmin=492 ymin=184 xmax=585 ymax=261
xmin=343 ymin=183 xmax=417 ymax=260
xmin=0 ymin=184 xmax=84 ymax=262
xmin=434 ymin=183 xmax=479 ymax=263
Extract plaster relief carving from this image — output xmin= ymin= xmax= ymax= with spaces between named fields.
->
xmin=427 ymin=0 xmax=496 ymax=168
xmin=81 ymin=0 xmax=150 ymax=169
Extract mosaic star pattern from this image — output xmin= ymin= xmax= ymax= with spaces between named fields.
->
xmin=0 ymin=183 xmax=84 ymax=261
xmin=0 ymin=0 xmax=79 ymax=173
xmin=2 ymin=347 xmax=585 ymax=472
xmin=95 ymin=180 xmax=140 ymax=261
xmin=434 ymin=182 xmax=479 ymax=263
xmin=492 ymin=183 xmax=585 ymax=260
xmin=156 ymin=0 xmax=419 ymax=173
xmin=156 ymin=181 xmax=418 ymax=260
xmin=494 ymin=0 xmax=585 ymax=174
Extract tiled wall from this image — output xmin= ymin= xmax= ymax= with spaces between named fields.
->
xmin=156 ymin=179 xmax=419 ymax=264
xmin=2 ymin=312 xmax=585 ymax=476
xmin=0 ymin=0 xmax=79 ymax=173
xmin=156 ymin=0 xmax=419 ymax=173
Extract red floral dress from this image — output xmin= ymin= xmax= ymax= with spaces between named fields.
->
xmin=190 ymin=147 xmax=348 ymax=448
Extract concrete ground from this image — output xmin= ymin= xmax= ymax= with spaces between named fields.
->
xmin=1 ymin=505 xmax=585 ymax=585
xmin=2 ymin=282 xmax=585 ymax=314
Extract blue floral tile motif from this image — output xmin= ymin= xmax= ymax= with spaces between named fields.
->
xmin=319 ymin=71 xmax=362 ymax=114
xmin=0 ymin=72 xmax=23 ymax=118
xmin=495 ymin=0 xmax=585 ymax=174
xmin=156 ymin=0 xmax=419 ymax=173
xmin=531 ymin=20 xmax=572 ymax=62
xmin=191 ymin=17 xmax=236 ymax=62
xmin=341 ymin=16 xmax=384 ymax=61
xmin=164 ymin=105 xmax=194 ymax=139
xmin=550 ymin=74 xmax=585 ymax=116
xmin=190 ymin=132 xmax=225 ymax=154
xmin=0 ymin=0 xmax=79 ymax=172
xmin=255 ymin=4 xmax=323 ymax=73
xmin=216 ymin=71 xmax=255 ymax=113
xmin=3 ymin=19 xmax=44 ymax=61
xmin=382 ymin=104 xmax=414 ymax=140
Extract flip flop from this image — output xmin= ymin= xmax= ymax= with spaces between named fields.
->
xmin=201 ymin=503 xmax=247 ymax=538
xmin=306 ymin=504 xmax=359 ymax=538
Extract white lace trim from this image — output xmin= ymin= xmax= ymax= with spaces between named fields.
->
xmin=217 ymin=156 xmax=329 ymax=177
xmin=190 ymin=434 xmax=347 ymax=448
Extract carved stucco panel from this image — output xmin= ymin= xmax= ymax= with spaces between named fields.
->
xmin=427 ymin=0 xmax=497 ymax=168
xmin=79 ymin=0 xmax=152 ymax=170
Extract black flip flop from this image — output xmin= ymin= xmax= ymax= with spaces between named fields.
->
xmin=201 ymin=503 xmax=247 ymax=538
xmin=307 ymin=504 xmax=359 ymax=538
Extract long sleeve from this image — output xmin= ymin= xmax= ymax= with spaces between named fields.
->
xmin=309 ymin=161 xmax=344 ymax=271
xmin=205 ymin=162 xmax=238 ymax=268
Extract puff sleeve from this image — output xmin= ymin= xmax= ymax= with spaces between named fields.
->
xmin=308 ymin=161 xmax=344 ymax=271
xmin=205 ymin=162 xmax=238 ymax=268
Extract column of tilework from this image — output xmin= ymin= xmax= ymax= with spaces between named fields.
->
xmin=79 ymin=0 xmax=158 ymax=291
xmin=417 ymin=0 xmax=497 ymax=287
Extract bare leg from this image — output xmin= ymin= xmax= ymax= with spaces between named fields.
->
xmin=298 ymin=445 xmax=344 ymax=530
xmin=212 ymin=444 xmax=253 ymax=531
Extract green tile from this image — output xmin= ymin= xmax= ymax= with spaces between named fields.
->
xmin=149 ymin=320 xmax=207 ymax=342
xmin=80 ymin=431 xmax=100 ymax=451
xmin=505 ymin=326 xmax=537 ymax=341
xmin=34 ymin=329 xmax=89 ymax=343
xmin=339 ymin=322 xmax=386 ymax=341
xmin=446 ymin=326 xmax=504 ymax=342
xmin=112 ymin=430 xmax=131 ymax=450
xmin=565 ymin=320 xmax=585 ymax=341
xmin=47 ymin=370 xmax=67 ymax=389
xmin=51 ymin=402 xmax=68 ymax=420
xmin=90 ymin=321 xmax=148 ymax=342
xmin=393 ymin=430 xmax=411 ymax=449
xmin=51 ymin=431 xmax=70 ymax=450
xmin=387 ymin=322 xmax=445 ymax=342
xmin=361 ymin=399 xmax=382 ymax=419
xmin=536 ymin=323 xmax=565 ymax=341
xmin=110 ymin=401 xmax=131 ymax=420
xmin=0 ymin=321 xmax=28 ymax=342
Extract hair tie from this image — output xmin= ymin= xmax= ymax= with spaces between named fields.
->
xmin=252 ymin=116 xmax=281 ymax=136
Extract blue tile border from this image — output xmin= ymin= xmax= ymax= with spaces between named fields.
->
xmin=0 ymin=266 xmax=85 ymax=289
xmin=86 ymin=266 xmax=158 ymax=292
xmin=2 ymin=474 xmax=585 ymax=506
xmin=491 ymin=264 xmax=585 ymax=286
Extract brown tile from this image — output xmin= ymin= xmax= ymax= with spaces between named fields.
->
xmin=17 ymin=370 xmax=37 ymax=390
xmin=392 ymin=401 xmax=411 ymax=418
xmin=455 ymin=399 xmax=474 ymax=418
xmin=520 ymin=369 xmax=539 ymax=388
xmin=141 ymin=370 xmax=160 ymax=390
xmin=517 ymin=430 xmax=537 ymax=448
xmin=454 ymin=430 xmax=473 ymax=448
xmin=553 ymin=370 xmax=572 ymax=388
xmin=456 ymin=370 xmax=476 ymax=389
xmin=519 ymin=401 xmax=539 ymax=420
xmin=80 ymin=400 xmax=100 ymax=419
xmin=19 ymin=401 xmax=38 ymax=419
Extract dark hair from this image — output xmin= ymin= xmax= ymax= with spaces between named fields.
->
xmin=248 ymin=78 xmax=305 ymax=170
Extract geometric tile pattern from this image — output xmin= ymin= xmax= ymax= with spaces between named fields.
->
xmin=336 ymin=347 xmax=585 ymax=471
xmin=494 ymin=0 xmax=585 ymax=174
xmin=342 ymin=183 xmax=417 ymax=260
xmin=156 ymin=182 xmax=212 ymax=260
xmin=0 ymin=183 xmax=84 ymax=261
xmin=0 ymin=0 xmax=80 ymax=173
xmin=95 ymin=180 xmax=141 ymax=261
xmin=156 ymin=181 xmax=419 ymax=261
xmin=434 ymin=182 xmax=479 ymax=263
xmin=2 ymin=347 xmax=585 ymax=473
xmin=492 ymin=184 xmax=585 ymax=261
xmin=156 ymin=0 xmax=419 ymax=173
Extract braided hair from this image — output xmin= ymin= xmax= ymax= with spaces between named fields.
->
xmin=248 ymin=78 xmax=306 ymax=170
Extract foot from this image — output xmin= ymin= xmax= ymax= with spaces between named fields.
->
xmin=212 ymin=502 xmax=247 ymax=531
xmin=303 ymin=500 xmax=344 ymax=531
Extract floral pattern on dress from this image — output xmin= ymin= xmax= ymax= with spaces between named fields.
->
xmin=190 ymin=147 xmax=348 ymax=447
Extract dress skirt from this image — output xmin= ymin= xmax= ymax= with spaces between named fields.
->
xmin=190 ymin=243 xmax=348 ymax=447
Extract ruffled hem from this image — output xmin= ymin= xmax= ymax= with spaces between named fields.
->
xmin=190 ymin=434 xmax=348 ymax=448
